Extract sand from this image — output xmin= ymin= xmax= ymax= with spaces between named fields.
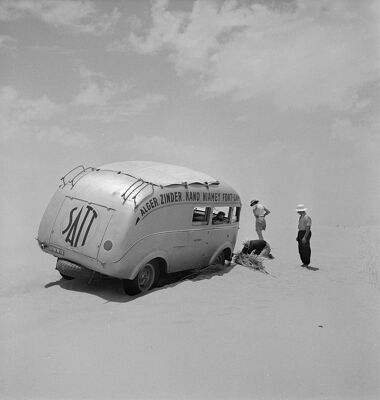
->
xmin=1 ymin=225 xmax=379 ymax=400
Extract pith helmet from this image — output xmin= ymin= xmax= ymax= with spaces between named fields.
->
xmin=296 ymin=204 xmax=307 ymax=212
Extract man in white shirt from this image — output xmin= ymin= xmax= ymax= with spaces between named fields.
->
xmin=250 ymin=199 xmax=271 ymax=240
xmin=296 ymin=204 xmax=312 ymax=267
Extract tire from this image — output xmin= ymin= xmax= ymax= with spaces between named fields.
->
xmin=59 ymin=272 xmax=74 ymax=280
xmin=211 ymin=251 xmax=226 ymax=266
xmin=123 ymin=260 xmax=159 ymax=295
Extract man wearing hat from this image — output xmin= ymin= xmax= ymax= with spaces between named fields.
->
xmin=296 ymin=204 xmax=312 ymax=267
xmin=250 ymin=199 xmax=271 ymax=240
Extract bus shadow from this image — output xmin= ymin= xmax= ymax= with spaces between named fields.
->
xmin=44 ymin=263 xmax=235 ymax=302
xmin=44 ymin=276 xmax=135 ymax=303
xmin=156 ymin=263 xmax=235 ymax=288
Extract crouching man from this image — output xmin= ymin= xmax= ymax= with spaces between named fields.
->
xmin=241 ymin=239 xmax=274 ymax=259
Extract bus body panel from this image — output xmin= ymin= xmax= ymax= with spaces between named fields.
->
xmin=49 ymin=197 xmax=114 ymax=260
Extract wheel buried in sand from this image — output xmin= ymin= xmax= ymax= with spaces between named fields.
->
xmin=123 ymin=260 xmax=159 ymax=295
xmin=211 ymin=251 xmax=226 ymax=266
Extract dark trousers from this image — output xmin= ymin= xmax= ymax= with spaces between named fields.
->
xmin=297 ymin=230 xmax=311 ymax=265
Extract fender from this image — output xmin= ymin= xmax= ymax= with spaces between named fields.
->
xmin=209 ymin=240 xmax=233 ymax=264
xmin=128 ymin=250 xmax=169 ymax=280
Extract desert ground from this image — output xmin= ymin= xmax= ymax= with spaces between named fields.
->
xmin=1 ymin=224 xmax=379 ymax=400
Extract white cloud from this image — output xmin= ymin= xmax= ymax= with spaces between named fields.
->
xmin=35 ymin=125 xmax=89 ymax=147
xmin=128 ymin=0 xmax=379 ymax=112
xmin=0 ymin=0 xmax=120 ymax=35
xmin=331 ymin=117 xmax=380 ymax=145
xmin=330 ymin=77 xmax=380 ymax=144
xmin=124 ymin=134 xmax=213 ymax=167
xmin=331 ymin=118 xmax=359 ymax=142
xmin=107 ymin=15 xmax=144 ymax=52
xmin=119 ymin=93 xmax=167 ymax=115
xmin=0 ymin=34 xmax=17 ymax=51
xmin=0 ymin=86 xmax=89 ymax=147
xmin=0 ymin=86 xmax=78 ymax=145
xmin=78 ymin=92 xmax=167 ymax=123
xmin=73 ymin=82 xmax=119 ymax=106
xmin=129 ymin=0 xmax=187 ymax=55
xmin=0 ymin=86 xmax=62 ymax=130
xmin=71 ymin=61 xmax=166 ymax=119
xmin=75 ymin=62 xmax=104 ymax=80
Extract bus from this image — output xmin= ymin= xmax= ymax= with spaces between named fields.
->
xmin=37 ymin=161 xmax=241 ymax=295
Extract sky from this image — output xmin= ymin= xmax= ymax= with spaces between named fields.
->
xmin=0 ymin=0 xmax=379 ymax=242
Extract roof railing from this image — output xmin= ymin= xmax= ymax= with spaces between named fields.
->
xmin=132 ymin=184 xmax=155 ymax=208
xmin=60 ymin=165 xmax=95 ymax=189
xmin=121 ymin=179 xmax=145 ymax=205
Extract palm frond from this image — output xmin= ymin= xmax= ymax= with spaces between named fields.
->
xmin=234 ymin=252 xmax=269 ymax=274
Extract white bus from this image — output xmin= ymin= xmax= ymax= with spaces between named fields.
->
xmin=37 ymin=161 xmax=241 ymax=295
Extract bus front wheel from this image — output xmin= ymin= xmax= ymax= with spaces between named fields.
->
xmin=123 ymin=260 xmax=159 ymax=296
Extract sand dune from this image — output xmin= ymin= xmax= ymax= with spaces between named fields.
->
xmin=1 ymin=226 xmax=379 ymax=399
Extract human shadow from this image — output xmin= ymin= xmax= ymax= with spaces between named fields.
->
xmin=306 ymin=266 xmax=319 ymax=271
xmin=44 ymin=262 xmax=235 ymax=303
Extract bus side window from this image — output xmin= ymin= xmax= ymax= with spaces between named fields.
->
xmin=192 ymin=207 xmax=210 ymax=225
xmin=212 ymin=206 xmax=230 ymax=224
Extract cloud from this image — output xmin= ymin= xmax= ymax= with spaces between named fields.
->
xmin=0 ymin=34 xmax=17 ymax=51
xmin=71 ymin=62 xmax=167 ymax=121
xmin=129 ymin=0 xmax=188 ymax=55
xmin=29 ymin=43 xmax=75 ymax=55
xmin=34 ymin=125 xmax=89 ymax=147
xmin=0 ymin=0 xmax=120 ymax=35
xmin=331 ymin=117 xmax=380 ymax=146
xmin=331 ymin=78 xmax=380 ymax=145
xmin=73 ymin=81 xmax=119 ymax=106
xmin=107 ymin=15 xmax=144 ymax=52
xmin=75 ymin=62 xmax=104 ymax=81
xmin=0 ymin=85 xmax=89 ymax=147
xmin=77 ymin=92 xmax=167 ymax=123
xmin=0 ymin=86 xmax=63 ymax=134
xmin=122 ymin=134 xmax=214 ymax=168
xmin=0 ymin=86 xmax=84 ymax=147
xmin=128 ymin=0 xmax=379 ymax=112
xmin=118 ymin=93 xmax=167 ymax=115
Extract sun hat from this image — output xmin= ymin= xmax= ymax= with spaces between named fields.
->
xmin=250 ymin=199 xmax=259 ymax=206
xmin=296 ymin=204 xmax=307 ymax=212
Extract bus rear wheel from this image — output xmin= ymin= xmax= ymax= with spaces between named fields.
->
xmin=123 ymin=260 xmax=159 ymax=295
xmin=211 ymin=251 xmax=226 ymax=266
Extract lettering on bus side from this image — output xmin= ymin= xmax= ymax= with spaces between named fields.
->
xmin=135 ymin=190 xmax=240 ymax=224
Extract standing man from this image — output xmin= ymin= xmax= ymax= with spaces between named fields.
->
xmin=250 ymin=199 xmax=270 ymax=240
xmin=296 ymin=204 xmax=312 ymax=267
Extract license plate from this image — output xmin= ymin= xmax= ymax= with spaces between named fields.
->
xmin=49 ymin=246 xmax=64 ymax=256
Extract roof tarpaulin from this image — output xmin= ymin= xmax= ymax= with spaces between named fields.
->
xmin=99 ymin=161 xmax=218 ymax=187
